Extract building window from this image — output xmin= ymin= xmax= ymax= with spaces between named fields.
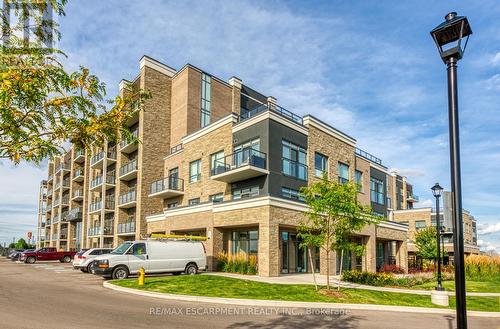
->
xmin=415 ymin=220 xmax=427 ymax=230
xmin=232 ymin=186 xmax=259 ymax=200
xmin=355 ymin=170 xmax=363 ymax=191
xmin=209 ymin=193 xmax=223 ymax=203
xmin=200 ymin=73 xmax=211 ymax=128
xmin=281 ymin=187 xmax=304 ymax=201
xmin=282 ymin=140 xmax=307 ymax=181
xmin=373 ymin=211 xmax=385 ymax=218
xmin=314 ymin=152 xmax=328 ymax=177
xmin=189 ymin=159 xmax=201 ymax=183
xmin=338 ymin=162 xmax=349 ymax=184
xmin=167 ymin=202 xmax=178 ymax=209
xmin=370 ymin=177 xmax=384 ymax=205
xmin=231 ymin=230 xmax=258 ymax=256
xmin=188 ymin=198 xmax=200 ymax=206
xmin=210 ymin=151 xmax=225 ymax=176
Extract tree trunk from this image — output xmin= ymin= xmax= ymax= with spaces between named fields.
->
xmin=326 ymin=249 xmax=330 ymax=290
xmin=338 ymin=249 xmax=344 ymax=291
xmin=308 ymin=246 xmax=318 ymax=291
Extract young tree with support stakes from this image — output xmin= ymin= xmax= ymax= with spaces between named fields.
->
xmin=0 ymin=0 xmax=150 ymax=164
xmin=298 ymin=173 xmax=376 ymax=290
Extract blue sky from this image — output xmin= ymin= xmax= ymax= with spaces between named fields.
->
xmin=1 ymin=0 xmax=499 ymax=251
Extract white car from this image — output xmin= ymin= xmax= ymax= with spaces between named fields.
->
xmin=73 ymin=248 xmax=113 ymax=272
xmin=91 ymin=239 xmax=207 ymax=279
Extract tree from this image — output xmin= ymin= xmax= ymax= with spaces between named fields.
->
xmin=415 ymin=226 xmax=437 ymax=261
xmin=0 ymin=0 xmax=149 ymax=164
xmin=14 ymin=238 xmax=30 ymax=249
xmin=298 ymin=174 xmax=375 ymax=290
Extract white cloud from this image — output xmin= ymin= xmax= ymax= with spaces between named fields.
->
xmin=477 ymin=239 xmax=500 ymax=254
xmin=491 ymin=52 xmax=500 ymax=66
xmin=389 ymin=168 xmax=426 ymax=178
xmin=478 ymin=222 xmax=500 ymax=235
xmin=485 ymin=74 xmax=500 ymax=91
xmin=417 ymin=199 xmax=433 ymax=208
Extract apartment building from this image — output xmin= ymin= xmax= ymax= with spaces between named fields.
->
xmin=393 ymin=194 xmax=480 ymax=263
xmin=36 ymin=56 xmax=417 ymax=276
xmin=35 ymin=180 xmax=48 ymax=247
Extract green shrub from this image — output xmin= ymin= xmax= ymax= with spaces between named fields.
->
xmin=216 ymin=251 xmax=257 ymax=275
xmin=342 ymin=270 xmax=433 ymax=287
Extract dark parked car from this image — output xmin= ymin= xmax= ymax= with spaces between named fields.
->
xmin=10 ymin=249 xmax=34 ymax=261
xmin=6 ymin=249 xmax=26 ymax=259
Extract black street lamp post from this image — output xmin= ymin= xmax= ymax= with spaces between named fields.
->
xmin=430 ymin=12 xmax=472 ymax=329
xmin=431 ymin=183 xmax=444 ymax=291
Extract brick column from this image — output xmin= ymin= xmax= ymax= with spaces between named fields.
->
xmin=258 ymin=221 xmax=280 ymax=277
xmin=206 ymin=227 xmax=223 ymax=271
xmin=364 ymin=235 xmax=376 ymax=272
xmin=228 ymin=77 xmax=242 ymax=115
xmin=396 ymin=240 xmax=408 ymax=273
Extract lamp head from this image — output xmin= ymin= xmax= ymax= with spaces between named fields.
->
xmin=430 ymin=12 xmax=472 ymax=63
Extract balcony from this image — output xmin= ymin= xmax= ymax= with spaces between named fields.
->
xmin=90 ymin=150 xmax=105 ymax=168
xmin=62 ymin=179 xmax=70 ymax=189
xmin=72 ymin=188 xmax=84 ymax=201
xmin=51 ymin=234 xmax=58 ymax=240
xmin=88 ymin=226 xmax=101 ymax=236
xmin=239 ymin=103 xmax=303 ymax=125
xmin=67 ymin=207 xmax=83 ymax=222
xmin=73 ymin=167 xmax=84 ymax=182
xmin=89 ymin=200 xmax=102 ymax=214
xmin=117 ymin=221 xmax=136 ymax=235
xmin=61 ymin=196 xmax=69 ymax=207
xmin=169 ymin=143 xmax=183 ymax=155
xmin=104 ymin=198 xmax=115 ymax=211
xmin=103 ymin=223 xmax=114 ymax=236
xmin=210 ymin=148 xmax=269 ymax=183
xmin=118 ymin=189 xmax=136 ymax=208
xmin=119 ymin=159 xmax=138 ymax=181
xmin=90 ymin=175 xmax=103 ymax=191
xmin=74 ymin=149 xmax=85 ymax=163
xmin=105 ymin=171 xmax=116 ymax=188
xmin=47 ymin=174 xmax=53 ymax=182
xmin=59 ymin=231 xmax=68 ymax=240
xmin=149 ymin=177 xmax=185 ymax=199
xmin=54 ymin=181 xmax=61 ymax=190
xmin=407 ymin=194 xmax=419 ymax=202
xmin=53 ymin=214 xmax=60 ymax=223
xmin=46 ymin=189 xmax=53 ymax=197
xmin=60 ymin=210 xmax=69 ymax=221
xmin=119 ymin=129 xmax=139 ymax=153
xmin=55 ymin=162 xmax=70 ymax=173
xmin=53 ymin=198 xmax=60 ymax=207
xmin=46 ymin=219 xmax=51 ymax=226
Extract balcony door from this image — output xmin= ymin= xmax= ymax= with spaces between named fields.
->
xmin=168 ymin=167 xmax=179 ymax=190
xmin=233 ymin=138 xmax=260 ymax=168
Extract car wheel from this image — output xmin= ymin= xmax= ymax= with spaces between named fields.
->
xmin=80 ymin=268 xmax=87 ymax=272
xmin=26 ymin=257 xmax=36 ymax=264
xmin=185 ymin=263 xmax=198 ymax=275
xmin=62 ymin=255 xmax=71 ymax=263
xmin=112 ymin=266 xmax=129 ymax=280
xmin=86 ymin=263 xmax=93 ymax=273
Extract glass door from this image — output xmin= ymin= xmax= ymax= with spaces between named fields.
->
xmin=281 ymin=232 xmax=289 ymax=273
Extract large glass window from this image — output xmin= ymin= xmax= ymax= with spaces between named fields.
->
xmin=231 ymin=230 xmax=258 ymax=256
xmin=281 ymin=187 xmax=304 ymax=201
xmin=370 ymin=177 xmax=385 ymax=205
xmin=314 ymin=152 xmax=328 ymax=177
xmin=415 ymin=220 xmax=427 ymax=230
xmin=282 ymin=140 xmax=307 ymax=181
xmin=188 ymin=198 xmax=200 ymax=206
xmin=210 ymin=151 xmax=225 ymax=175
xmin=209 ymin=193 xmax=223 ymax=202
xmin=338 ymin=162 xmax=349 ymax=184
xmin=355 ymin=170 xmax=363 ymax=191
xmin=233 ymin=138 xmax=260 ymax=168
xmin=232 ymin=186 xmax=259 ymax=200
xmin=200 ymin=73 xmax=211 ymax=128
xmin=189 ymin=159 xmax=201 ymax=183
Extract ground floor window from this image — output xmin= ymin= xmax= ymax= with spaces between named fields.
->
xmin=231 ymin=230 xmax=258 ymax=256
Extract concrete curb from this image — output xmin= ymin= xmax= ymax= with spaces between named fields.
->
xmin=102 ymin=281 xmax=500 ymax=318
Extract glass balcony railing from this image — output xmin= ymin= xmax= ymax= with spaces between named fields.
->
xmin=72 ymin=189 xmax=84 ymax=199
xmin=149 ymin=177 xmax=184 ymax=194
xmin=60 ymin=210 xmax=69 ymax=221
xmin=211 ymin=148 xmax=267 ymax=176
xmin=106 ymin=171 xmax=116 ymax=184
xmin=75 ymin=148 xmax=85 ymax=159
xmin=119 ymin=159 xmax=138 ymax=177
xmin=282 ymin=158 xmax=308 ymax=181
xmin=107 ymin=147 xmax=117 ymax=160
xmin=88 ymin=227 xmax=101 ymax=236
xmin=67 ymin=207 xmax=83 ymax=221
xmin=239 ymin=103 xmax=303 ymax=125
xmin=119 ymin=190 xmax=136 ymax=205
xmin=90 ymin=175 xmax=103 ymax=189
xmin=90 ymin=151 xmax=105 ymax=165
xmin=118 ymin=221 xmax=136 ymax=234
xmin=89 ymin=200 xmax=102 ymax=213
xmin=73 ymin=167 xmax=84 ymax=179
xmin=105 ymin=198 xmax=115 ymax=210
xmin=62 ymin=179 xmax=70 ymax=188
xmin=53 ymin=214 xmax=60 ymax=223
xmin=61 ymin=196 xmax=69 ymax=205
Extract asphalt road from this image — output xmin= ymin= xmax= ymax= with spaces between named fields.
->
xmin=0 ymin=258 xmax=497 ymax=329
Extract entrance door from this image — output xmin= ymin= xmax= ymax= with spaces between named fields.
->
xmin=376 ymin=242 xmax=384 ymax=270
xmin=281 ymin=232 xmax=289 ymax=273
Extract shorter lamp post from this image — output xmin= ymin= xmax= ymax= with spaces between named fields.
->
xmin=431 ymin=183 xmax=444 ymax=291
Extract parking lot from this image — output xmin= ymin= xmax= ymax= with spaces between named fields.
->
xmin=1 ymin=258 xmax=498 ymax=329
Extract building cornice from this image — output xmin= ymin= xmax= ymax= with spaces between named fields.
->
xmin=377 ymin=221 xmax=409 ymax=232
xmin=140 ymin=55 xmax=177 ymax=77
xmin=393 ymin=208 xmax=432 ymax=214
xmin=303 ymin=115 xmax=356 ymax=147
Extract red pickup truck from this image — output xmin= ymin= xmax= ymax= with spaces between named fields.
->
xmin=20 ymin=247 xmax=77 ymax=264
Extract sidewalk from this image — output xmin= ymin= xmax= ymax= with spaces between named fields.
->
xmin=206 ymin=272 xmax=500 ymax=297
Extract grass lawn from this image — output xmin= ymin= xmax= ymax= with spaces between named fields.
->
xmin=111 ymin=274 xmax=499 ymax=312
xmin=412 ymin=280 xmax=500 ymax=293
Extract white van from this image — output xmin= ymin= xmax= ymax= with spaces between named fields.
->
xmin=91 ymin=239 xmax=207 ymax=279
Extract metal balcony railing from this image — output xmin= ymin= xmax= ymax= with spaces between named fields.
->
xmin=119 ymin=159 xmax=137 ymax=177
xmin=169 ymin=143 xmax=183 ymax=155
xmin=72 ymin=189 xmax=83 ymax=199
xmin=90 ymin=175 xmax=103 ymax=189
xmin=211 ymin=148 xmax=267 ymax=176
xmin=119 ymin=190 xmax=136 ymax=205
xmin=62 ymin=179 xmax=70 ymax=188
xmin=90 ymin=150 xmax=105 ymax=165
xmin=61 ymin=196 xmax=69 ymax=205
xmin=106 ymin=171 xmax=116 ymax=184
xmin=119 ymin=129 xmax=139 ymax=149
xmin=150 ymin=177 xmax=184 ymax=194
xmin=73 ymin=167 xmax=84 ymax=179
xmin=118 ymin=221 xmax=136 ymax=234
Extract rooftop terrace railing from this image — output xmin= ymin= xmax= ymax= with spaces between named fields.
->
xmin=239 ymin=103 xmax=303 ymax=125
xmin=355 ymin=148 xmax=382 ymax=166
